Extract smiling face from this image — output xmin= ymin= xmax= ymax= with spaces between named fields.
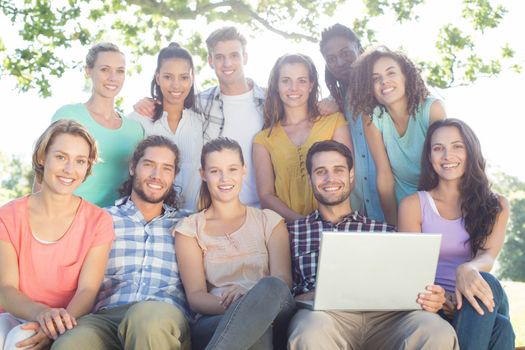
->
xmin=156 ymin=58 xmax=193 ymax=108
xmin=208 ymin=40 xmax=247 ymax=87
xmin=130 ymin=146 xmax=177 ymax=205
xmin=309 ymin=151 xmax=354 ymax=207
xmin=430 ymin=126 xmax=467 ymax=182
xmin=322 ymin=36 xmax=360 ymax=82
xmin=40 ymin=133 xmax=91 ymax=196
xmin=86 ymin=51 xmax=126 ymax=99
xmin=278 ymin=62 xmax=314 ymax=110
xmin=200 ymin=148 xmax=246 ymax=205
xmin=371 ymin=56 xmax=406 ymax=107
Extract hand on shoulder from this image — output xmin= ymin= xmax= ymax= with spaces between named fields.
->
xmin=429 ymin=99 xmax=446 ymax=124
xmin=133 ymin=97 xmax=159 ymax=118
xmin=317 ymin=98 xmax=340 ymax=116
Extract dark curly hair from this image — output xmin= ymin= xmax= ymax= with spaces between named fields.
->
xmin=151 ymin=42 xmax=195 ymax=121
xmin=348 ymin=45 xmax=429 ymax=119
xmin=320 ymin=23 xmax=363 ymax=111
xmin=120 ymin=135 xmax=181 ymax=208
xmin=419 ymin=118 xmax=501 ymax=257
xmin=263 ymin=54 xmax=320 ymax=135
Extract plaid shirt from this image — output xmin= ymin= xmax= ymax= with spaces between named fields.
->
xmin=196 ymin=79 xmax=265 ymax=141
xmin=287 ymin=210 xmax=396 ymax=296
xmin=95 ymin=197 xmax=191 ymax=319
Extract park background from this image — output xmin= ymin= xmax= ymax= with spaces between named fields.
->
xmin=1 ymin=0 xmax=524 ymax=345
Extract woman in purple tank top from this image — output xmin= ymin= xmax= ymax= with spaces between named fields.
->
xmin=398 ymin=118 xmax=514 ymax=350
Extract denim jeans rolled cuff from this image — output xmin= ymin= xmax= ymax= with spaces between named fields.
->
xmin=451 ymin=272 xmax=515 ymax=350
xmin=197 ymin=276 xmax=295 ymax=350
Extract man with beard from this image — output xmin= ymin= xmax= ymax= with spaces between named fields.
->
xmin=52 ymin=136 xmax=191 ymax=350
xmin=286 ymin=140 xmax=458 ymax=349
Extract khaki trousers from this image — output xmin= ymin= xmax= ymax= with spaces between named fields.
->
xmin=51 ymin=301 xmax=190 ymax=350
xmin=288 ymin=309 xmax=459 ymax=350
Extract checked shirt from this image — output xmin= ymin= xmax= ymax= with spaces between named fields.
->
xmin=196 ymin=79 xmax=265 ymax=141
xmin=288 ymin=210 xmax=396 ymax=296
xmin=95 ymin=196 xmax=191 ymax=319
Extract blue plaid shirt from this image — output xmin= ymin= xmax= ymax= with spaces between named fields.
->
xmin=95 ymin=196 xmax=191 ymax=319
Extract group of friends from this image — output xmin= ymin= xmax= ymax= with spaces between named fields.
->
xmin=0 ymin=23 xmax=516 ymax=350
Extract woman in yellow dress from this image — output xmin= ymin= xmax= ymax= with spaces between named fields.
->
xmin=253 ymin=54 xmax=353 ymax=222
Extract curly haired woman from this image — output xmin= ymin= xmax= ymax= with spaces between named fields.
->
xmin=349 ymin=46 xmax=446 ymax=224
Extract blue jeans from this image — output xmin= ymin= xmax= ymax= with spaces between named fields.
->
xmin=441 ymin=272 xmax=515 ymax=350
xmin=191 ymin=277 xmax=296 ymax=350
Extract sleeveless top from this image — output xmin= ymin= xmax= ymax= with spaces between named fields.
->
xmin=175 ymin=207 xmax=283 ymax=296
xmin=373 ymin=98 xmax=435 ymax=204
xmin=418 ymin=191 xmax=471 ymax=293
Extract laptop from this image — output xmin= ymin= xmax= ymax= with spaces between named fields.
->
xmin=296 ymin=232 xmax=441 ymax=311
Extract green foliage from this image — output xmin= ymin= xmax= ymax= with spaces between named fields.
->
xmin=0 ymin=0 xmax=521 ymax=96
xmin=462 ymin=0 xmax=507 ymax=32
xmin=352 ymin=17 xmax=377 ymax=48
xmin=0 ymin=152 xmax=32 ymax=204
xmin=492 ymin=172 xmax=525 ymax=282
xmin=498 ymin=197 xmax=525 ymax=282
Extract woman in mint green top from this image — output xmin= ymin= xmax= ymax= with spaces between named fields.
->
xmin=51 ymin=43 xmax=143 ymax=207
xmin=348 ymin=46 xmax=446 ymax=225
xmin=372 ymin=97 xmax=435 ymax=203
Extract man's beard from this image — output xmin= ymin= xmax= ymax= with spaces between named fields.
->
xmin=132 ymin=177 xmax=171 ymax=204
xmin=313 ymin=187 xmax=350 ymax=207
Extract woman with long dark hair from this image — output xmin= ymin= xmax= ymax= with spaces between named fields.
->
xmin=398 ymin=118 xmax=515 ymax=349
xmin=128 ymin=43 xmax=204 ymax=212
xmin=253 ymin=54 xmax=353 ymax=222
xmin=175 ymin=138 xmax=295 ymax=349
xmin=349 ymin=46 xmax=446 ymax=224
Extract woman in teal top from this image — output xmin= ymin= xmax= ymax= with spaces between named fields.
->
xmin=51 ymin=43 xmax=143 ymax=207
xmin=348 ymin=46 xmax=446 ymax=225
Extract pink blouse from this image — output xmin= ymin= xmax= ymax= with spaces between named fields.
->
xmin=175 ymin=207 xmax=282 ymax=296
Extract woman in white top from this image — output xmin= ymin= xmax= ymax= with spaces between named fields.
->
xmin=128 ymin=43 xmax=204 ymax=212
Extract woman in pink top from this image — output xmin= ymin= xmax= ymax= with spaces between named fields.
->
xmin=175 ymin=137 xmax=295 ymax=350
xmin=398 ymin=119 xmax=514 ymax=349
xmin=0 ymin=120 xmax=114 ymax=349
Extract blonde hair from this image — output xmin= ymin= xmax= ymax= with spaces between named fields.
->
xmin=86 ymin=42 xmax=123 ymax=69
xmin=33 ymin=120 xmax=98 ymax=184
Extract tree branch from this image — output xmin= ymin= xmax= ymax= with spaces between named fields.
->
xmin=226 ymin=1 xmax=316 ymax=42
xmin=126 ymin=0 xmax=316 ymax=42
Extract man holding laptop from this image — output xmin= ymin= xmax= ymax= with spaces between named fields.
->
xmin=287 ymin=140 xmax=458 ymax=349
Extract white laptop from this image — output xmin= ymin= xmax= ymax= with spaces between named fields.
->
xmin=296 ymin=232 xmax=441 ymax=311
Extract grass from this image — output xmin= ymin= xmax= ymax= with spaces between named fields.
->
xmin=503 ymin=280 xmax=525 ymax=347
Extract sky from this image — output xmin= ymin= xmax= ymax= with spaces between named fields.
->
xmin=1 ymin=0 xmax=524 ymax=180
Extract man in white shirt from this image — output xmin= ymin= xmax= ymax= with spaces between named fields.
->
xmin=134 ymin=27 xmax=264 ymax=208
xmin=197 ymin=26 xmax=264 ymax=208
